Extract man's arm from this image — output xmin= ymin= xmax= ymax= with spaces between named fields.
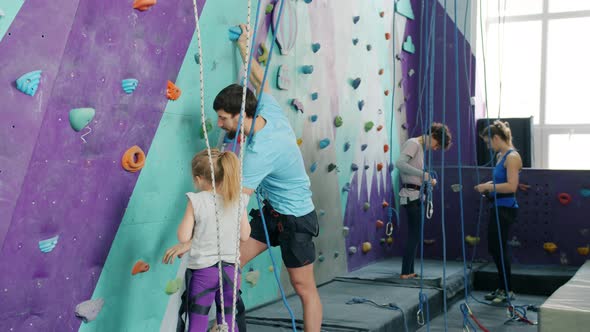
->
xmin=237 ymin=24 xmax=270 ymax=96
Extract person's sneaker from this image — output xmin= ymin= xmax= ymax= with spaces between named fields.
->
xmin=484 ymin=289 xmax=500 ymax=300
xmin=491 ymin=290 xmax=515 ymax=304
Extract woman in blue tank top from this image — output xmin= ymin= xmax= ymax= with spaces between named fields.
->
xmin=474 ymin=120 xmax=523 ymax=304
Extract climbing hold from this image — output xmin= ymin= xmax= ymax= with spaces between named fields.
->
xmin=334 ymin=251 xmax=340 ymax=258
xmin=353 ymin=16 xmax=360 ymax=24
xmin=166 ymin=80 xmax=181 ymax=100
xmin=558 ymin=193 xmax=571 ymax=205
xmin=122 ymin=78 xmax=139 ymax=94
xmin=387 ymin=237 xmax=394 ymax=245
xmin=379 ymin=69 xmax=384 ymax=75
xmin=358 ymin=100 xmax=365 ymax=111
xmin=451 ymin=184 xmax=463 ymax=192
xmin=508 ymin=236 xmax=521 ymax=248
xmin=310 ymin=162 xmax=318 ymax=173
xmin=395 ymin=0 xmax=415 ymax=20
xmin=303 ymin=0 xmax=312 ymax=4
xmin=199 ymin=119 xmax=212 ymax=139
xmin=69 ymin=108 xmax=95 ymax=132
xmin=318 ymin=254 xmax=325 ymax=262
xmin=577 ymin=246 xmax=590 ymax=256
xmin=376 ymin=220 xmax=384 ymax=228
xmin=465 ymin=235 xmax=480 ymax=246
xmin=75 ymin=298 xmax=104 ymax=323
xmin=310 ymin=115 xmax=318 ymax=122
xmin=361 ymin=144 xmax=368 ymax=151
xmin=344 ymin=142 xmax=351 ymax=152
xmin=319 ymin=138 xmax=331 ymax=149
xmin=377 ymin=125 xmax=384 ymax=132
xmin=245 ymin=270 xmax=260 ymax=286
xmin=334 ymin=115 xmax=343 ymax=127
xmin=258 ymin=43 xmax=269 ymax=66
xmin=377 ymin=163 xmax=384 ymax=171
xmin=318 ymin=209 xmax=326 ymax=216
xmin=543 ymin=242 xmax=558 ymax=254
xmin=122 ymin=145 xmax=146 ymax=173
xmin=351 ymin=77 xmax=361 ymax=89
xmin=401 ymin=123 xmax=408 ymax=129
xmin=165 ymin=278 xmax=183 ymax=295
xmin=366 ymin=44 xmax=372 ymax=51
xmin=271 ymin=0 xmax=299 ymax=54
xmin=38 ymin=235 xmax=59 ymax=253
xmin=277 ymin=65 xmax=291 ymax=90
xmin=384 ymin=90 xmax=390 ymax=96
xmin=228 ymin=26 xmax=242 ymax=41
xmin=311 ymin=92 xmax=319 ymax=100
xmin=352 ymin=38 xmax=359 ymax=45
xmin=297 ymin=138 xmax=303 ymax=146
xmin=379 ymin=11 xmax=385 ymax=17
xmin=265 ymin=3 xmax=274 ymax=14
xmin=302 ymin=65 xmax=314 ymax=74
xmin=384 ymin=144 xmax=389 ymax=153
xmin=363 ymin=202 xmax=370 ymax=211
xmin=382 ymin=201 xmax=389 ymax=208
xmin=402 ymin=36 xmax=416 ymax=54
xmin=364 ymin=121 xmax=374 ymax=132
xmin=291 ymin=99 xmax=304 ymax=113
xmin=362 ymin=242 xmax=372 ymax=253
xmin=312 ymin=43 xmax=321 ymax=53
xmin=15 ymin=70 xmax=42 ymax=96
xmin=580 ymin=188 xmax=590 ymax=197
xmin=327 ymin=163 xmax=338 ymax=172
xmin=560 ymin=252 xmax=569 ymax=265
xmin=385 ymin=33 xmax=391 ymax=40
xmin=0 ymin=8 xmax=4 ymax=18
xmin=389 ymin=164 xmax=394 ymax=172
xmin=193 ymin=53 xmax=201 ymax=65
xmin=133 ymin=0 xmax=156 ymax=11
xmin=364 ymin=165 xmax=370 ymax=170
xmin=268 ymin=265 xmax=274 ymax=272
xmin=380 ymin=238 xmax=386 ymax=244
xmin=342 ymin=183 xmax=351 ymax=192
xmin=348 ymin=246 xmax=358 ymax=255
xmin=342 ymin=226 xmax=350 ymax=237
xmin=131 ymin=260 xmax=150 ymax=275
xmin=424 ymin=239 xmax=436 ymax=245
xmin=351 ymin=163 xmax=359 ymax=172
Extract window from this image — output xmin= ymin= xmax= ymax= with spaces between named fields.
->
xmin=478 ymin=0 xmax=590 ymax=169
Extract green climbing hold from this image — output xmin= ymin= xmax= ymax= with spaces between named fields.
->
xmin=364 ymin=121 xmax=374 ymax=132
xmin=363 ymin=202 xmax=370 ymax=211
xmin=402 ymin=36 xmax=416 ymax=54
xmin=334 ymin=115 xmax=343 ymax=127
xmin=69 ymin=107 xmax=95 ymax=132
xmin=165 ymin=278 xmax=183 ymax=295
xmin=395 ymin=0 xmax=415 ymax=20
xmin=200 ymin=119 xmax=213 ymax=139
xmin=258 ymin=43 xmax=269 ymax=66
xmin=265 ymin=4 xmax=274 ymax=14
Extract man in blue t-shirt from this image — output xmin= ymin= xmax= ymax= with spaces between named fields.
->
xmin=215 ymin=24 xmax=322 ymax=331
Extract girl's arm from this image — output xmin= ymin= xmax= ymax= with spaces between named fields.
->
xmin=240 ymin=209 xmax=251 ymax=241
xmin=177 ymin=201 xmax=195 ymax=243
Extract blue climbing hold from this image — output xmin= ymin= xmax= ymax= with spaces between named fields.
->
xmin=228 ymin=26 xmax=242 ymax=41
xmin=361 ymin=144 xmax=368 ymax=151
xmin=311 ymin=92 xmax=319 ymax=100
xmin=194 ymin=53 xmax=201 ymax=64
xmin=302 ymin=65 xmax=314 ymax=74
xmin=353 ymin=16 xmax=360 ymax=24
xmin=319 ymin=138 xmax=331 ymax=149
xmin=352 ymin=38 xmax=359 ymax=45
xmin=310 ymin=115 xmax=318 ymax=122
xmin=16 ymin=70 xmax=42 ymax=96
xmin=402 ymin=36 xmax=416 ymax=54
xmin=352 ymin=78 xmax=361 ymax=89
xmin=358 ymin=100 xmax=365 ymax=111
xmin=121 ymin=78 xmax=139 ymax=94
xmin=342 ymin=183 xmax=351 ymax=192
xmin=351 ymin=163 xmax=359 ymax=171
xmin=389 ymin=163 xmax=395 ymax=172
xmin=69 ymin=108 xmax=96 ymax=132
xmin=581 ymin=188 xmax=590 ymax=198
xmin=344 ymin=142 xmax=351 ymax=152
xmin=38 ymin=235 xmax=59 ymax=253
xmin=310 ymin=162 xmax=318 ymax=173
xmin=303 ymin=0 xmax=312 ymax=3
xmin=366 ymin=44 xmax=372 ymax=51
xmin=395 ymin=0 xmax=415 ymax=20
xmin=364 ymin=165 xmax=370 ymax=170
xmin=312 ymin=43 xmax=321 ymax=53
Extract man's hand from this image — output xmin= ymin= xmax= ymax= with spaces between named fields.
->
xmin=162 ymin=242 xmax=191 ymax=264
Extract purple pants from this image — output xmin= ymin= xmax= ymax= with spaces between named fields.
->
xmin=188 ymin=264 xmax=240 ymax=332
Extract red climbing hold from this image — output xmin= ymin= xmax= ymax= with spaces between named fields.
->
xmin=558 ymin=193 xmax=572 ymax=205
xmin=385 ymin=33 xmax=391 ymax=40
xmin=378 ymin=69 xmax=384 ymax=75
xmin=382 ymin=201 xmax=389 ymax=208
xmin=132 ymin=260 xmax=150 ymax=275
xmin=377 ymin=163 xmax=384 ymax=171
xmin=379 ymin=11 xmax=385 ymax=17
xmin=376 ymin=125 xmax=383 ymax=131
xmin=384 ymin=144 xmax=389 ymax=153
xmin=384 ymin=90 xmax=390 ymax=96
xmin=376 ymin=220 xmax=385 ymax=228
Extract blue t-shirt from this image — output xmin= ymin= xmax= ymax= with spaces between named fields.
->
xmin=242 ymin=93 xmax=314 ymax=216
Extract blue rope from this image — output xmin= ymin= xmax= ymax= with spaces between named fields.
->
xmin=255 ymin=191 xmax=298 ymax=331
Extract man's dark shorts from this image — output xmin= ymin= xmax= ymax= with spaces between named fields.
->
xmin=249 ymin=202 xmax=319 ymax=268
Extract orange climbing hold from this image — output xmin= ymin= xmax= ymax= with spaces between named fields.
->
xmin=577 ymin=246 xmax=590 ymax=256
xmin=384 ymin=144 xmax=389 ymax=153
xmin=382 ymin=201 xmax=389 ymax=208
xmin=133 ymin=0 xmax=157 ymax=11
xmin=385 ymin=33 xmax=391 ymax=40
xmin=122 ymin=145 xmax=146 ymax=173
xmin=362 ymin=242 xmax=372 ymax=253
xmin=379 ymin=11 xmax=385 ymax=17
xmin=376 ymin=220 xmax=384 ymax=228
xmin=166 ymin=80 xmax=181 ymax=100
xmin=384 ymin=90 xmax=390 ymax=96
xmin=132 ymin=260 xmax=150 ymax=275
xmin=378 ymin=69 xmax=384 ymax=75
xmin=376 ymin=125 xmax=384 ymax=131
xmin=543 ymin=242 xmax=558 ymax=254
xmin=377 ymin=163 xmax=384 ymax=171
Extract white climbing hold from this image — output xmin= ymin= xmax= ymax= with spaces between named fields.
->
xmin=75 ymin=298 xmax=104 ymax=323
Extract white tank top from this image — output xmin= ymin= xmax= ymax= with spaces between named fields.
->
xmin=185 ymin=191 xmax=248 ymax=270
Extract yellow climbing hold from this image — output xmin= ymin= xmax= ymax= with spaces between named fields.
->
xmin=258 ymin=43 xmax=269 ymax=66
xmin=245 ymin=270 xmax=260 ymax=286
xmin=543 ymin=242 xmax=558 ymax=254
xmin=297 ymin=138 xmax=303 ymax=146
xmin=465 ymin=235 xmax=480 ymax=246
xmin=387 ymin=237 xmax=394 ymax=245
xmin=268 ymin=265 xmax=274 ymax=272
xmin=362 ymin=242 xmax=372 ymax=253
xmin=577 ymin=246 xmax=590 ymax=256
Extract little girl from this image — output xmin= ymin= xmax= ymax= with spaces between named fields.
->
xmin=163 ymin=149 xmax=250 ymax=332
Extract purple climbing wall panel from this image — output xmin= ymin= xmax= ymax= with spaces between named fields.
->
xmin=0 ymin=0 xmax=201 ymax=330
